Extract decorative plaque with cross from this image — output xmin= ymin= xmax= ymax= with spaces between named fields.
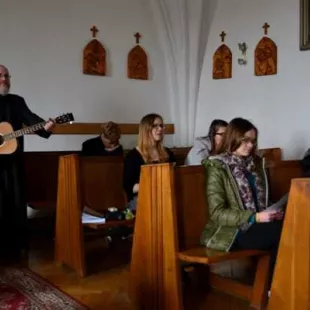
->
xmin=254 ymin=22 xmax=277 ymax=76
xmin=83 ymin=26 xmax=107 ymax=76
xmin=212 ymin=31 xmax=232 ymax=79
xmin=127 ymin=32 xmax=149 ymax=80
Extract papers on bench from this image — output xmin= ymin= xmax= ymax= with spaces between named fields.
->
xmin=267 ymin=193 xmax=289 ymax=211
xmin=81 ymin=211 xmax=106 ymax=224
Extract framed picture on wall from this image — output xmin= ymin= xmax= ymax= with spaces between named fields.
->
xmin=300 ymin=0 xmax=310 ymax=50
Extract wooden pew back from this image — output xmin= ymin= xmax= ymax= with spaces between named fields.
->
xmin=258 ymin=147 xmax=282 ymax=163
xmin=24 ymin=147 xmax=283 ymax=210
xmin=174 ymin=165 xmax=208 ymax=251
xmin=267 ymin=160 xmax=303 ymax=202
xmin=24 ymin=151 xmax=76 ymax=208
xmin=80 ymin=156 xmax=126 ymax=212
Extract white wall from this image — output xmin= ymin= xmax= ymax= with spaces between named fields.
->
xmin=0 ymin=0 xmax=172 ymax=151
xmin=196 ymin=0 xmax=310 ymax=159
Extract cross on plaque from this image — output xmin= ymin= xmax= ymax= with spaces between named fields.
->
xmin=90 ymin=26 xmax=99 ymax=38
xmin=220 ymin=31 xmax=226 ymax=42
xmin=262 ymin=22 xmax=270 ymax=35
xmin=134 ymin=32 xmax=141 ymax=44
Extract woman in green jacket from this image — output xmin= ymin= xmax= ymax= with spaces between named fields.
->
xmin=201 ymin=117 xmax=283 ymax=287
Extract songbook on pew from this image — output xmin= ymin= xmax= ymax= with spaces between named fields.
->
xmin=267 ymin=193 xmax=288 ymax=211
xmin=81 ymin=206 xmax=106 ymax=224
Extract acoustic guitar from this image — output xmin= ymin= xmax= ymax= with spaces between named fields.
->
xmin=0 ymin=113 xmax=74 ymax=154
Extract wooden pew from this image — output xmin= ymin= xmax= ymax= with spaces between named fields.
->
xmin=258 ymin=147 xmax=282 ymax=163
xmin=24 ymin=147 xmax=283 ymax=211
xmin=24 ymin=150 xmax=75 ymax=210
xmin=266 ymin=160 xmax=303 ymax=202
xmin=130 ymin=157 xmax=303 ymax=310
xmin=268 ymin=178 xmax=310 ymax=310
xmin=130 ymin=164 xmax=270 ymax=310
xmin=55 ymin=154 xmax=133 ymax=277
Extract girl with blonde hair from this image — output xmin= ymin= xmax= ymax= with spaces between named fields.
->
xmin=123 ymin=113 xmax=175 ymax=210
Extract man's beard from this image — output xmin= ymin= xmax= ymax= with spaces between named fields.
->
xmin=0 ymin=83 xmax=9 ymax=96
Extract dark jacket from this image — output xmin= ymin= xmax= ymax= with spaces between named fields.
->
xmin=81 ymin=136 xmax=124 ymax=157
xmin=123 ymin=147 xmax=175 ymax=202
xmin=0 ymin=94 xmax=51 ymax=154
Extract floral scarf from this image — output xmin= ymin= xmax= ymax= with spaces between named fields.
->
xmin=212 ymin=153 xmax=266 ymax=213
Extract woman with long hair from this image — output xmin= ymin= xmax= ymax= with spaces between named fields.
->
xmin=123 ymin=113 xmax=175 ymax=210
xmin=185 ymin=119 xmax=228 ymax=165
xmin=201 ymin=117 xmax=283 ymax=288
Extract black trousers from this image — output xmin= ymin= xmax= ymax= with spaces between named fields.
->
xmin=0 ymin=156 xmax=28 ymax=261
xmin=232 ymin=220 xmax=283 ymax=287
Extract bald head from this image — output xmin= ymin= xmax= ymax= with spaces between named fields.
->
xmin=0 ymin=65 xmax=10 ymax=96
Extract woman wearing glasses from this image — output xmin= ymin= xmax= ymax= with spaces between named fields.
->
xmin=201 ymin=117 xmax=283 ymax=288
xmin=185 ymin=119 xmax=228 ymax=165
xmin=123 ymin=113 xmax=175 ymax=211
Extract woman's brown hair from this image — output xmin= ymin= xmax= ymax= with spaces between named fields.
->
xmin=137 ymin=113 xmax=169 ymax=163
xmin=207 ymin=119 xmax=228 ymax=155
xmin=218 ymin=117 xmax=258 ymax=155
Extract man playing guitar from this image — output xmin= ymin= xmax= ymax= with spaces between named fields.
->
xmin=0 ymin=64 xmax=55 ymax=264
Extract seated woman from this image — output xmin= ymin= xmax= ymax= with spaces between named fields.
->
xmin=81 ymin=121 xmax=123 ymax=156
xmin=123 ymin=113 xmax=175 ymax=210
xmin=185 ymin=119 xmax=228 ymax=165
xmin=201 ymin=117 xmax=283 ymax=288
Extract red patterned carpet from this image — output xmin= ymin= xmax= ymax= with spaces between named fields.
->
xmin=0 ymin=267 xmax=89 ymax=310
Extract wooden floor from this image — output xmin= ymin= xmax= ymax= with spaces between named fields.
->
xmin=25 ymin=232 xmax=250 ymax=310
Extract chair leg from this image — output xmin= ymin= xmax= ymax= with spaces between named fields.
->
xmin=250 ymin=254 xmax=270 ymax=310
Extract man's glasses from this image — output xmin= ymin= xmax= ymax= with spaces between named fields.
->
xmin=0 ymin=74 xmax=10 ymax=79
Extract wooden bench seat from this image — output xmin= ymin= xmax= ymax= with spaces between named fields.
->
xmin=178 ymin=247 xmax=267 ymax=265
xmin=83 ymin=219 xmax=134 ymax=230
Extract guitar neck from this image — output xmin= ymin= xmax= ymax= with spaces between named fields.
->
xmin=4 ymin=121 xmax=46 ymax=141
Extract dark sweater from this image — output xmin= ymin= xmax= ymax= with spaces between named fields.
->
xmin=81 ymin=136 xmax=124 ymax=157
xmin=123 ymin=147 xmax=175 ymax=202
xmin=0 ymin=94 xmax=51 ymax=154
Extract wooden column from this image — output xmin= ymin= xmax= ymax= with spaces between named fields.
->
xmin=268 ymin=178 xmax=310 ymax=310
xmin=130 ymin=163 xmax=183 ymax=310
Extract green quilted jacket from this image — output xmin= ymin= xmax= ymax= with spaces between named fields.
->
xmin=200 ymin=156 xmax=267 ymax=252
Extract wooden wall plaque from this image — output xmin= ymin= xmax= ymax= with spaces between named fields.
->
xmin=127 ymin=32 xmax=148 ymax=80
xmin=83 ymin=26 xmax=106 ymax=76
xmin=255 ymin=23 xmax=277 ymax=76
xmin=212 ymin=32 xmax=232 ymax=80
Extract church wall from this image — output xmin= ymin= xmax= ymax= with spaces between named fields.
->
xmin=196 ymin=0 xmax=309 ymax=159
xmin=0 ymin=0 xmax=172 ymax=150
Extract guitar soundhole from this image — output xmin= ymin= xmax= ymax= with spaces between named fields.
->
xmin=0 ymin=134 xmax=4 ymax=147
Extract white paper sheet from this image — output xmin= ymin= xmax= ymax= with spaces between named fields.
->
xmin=267 ymin=193 xmax=289 ymax=211
xmin=81 ymin=212 xmax=106 ymax=224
